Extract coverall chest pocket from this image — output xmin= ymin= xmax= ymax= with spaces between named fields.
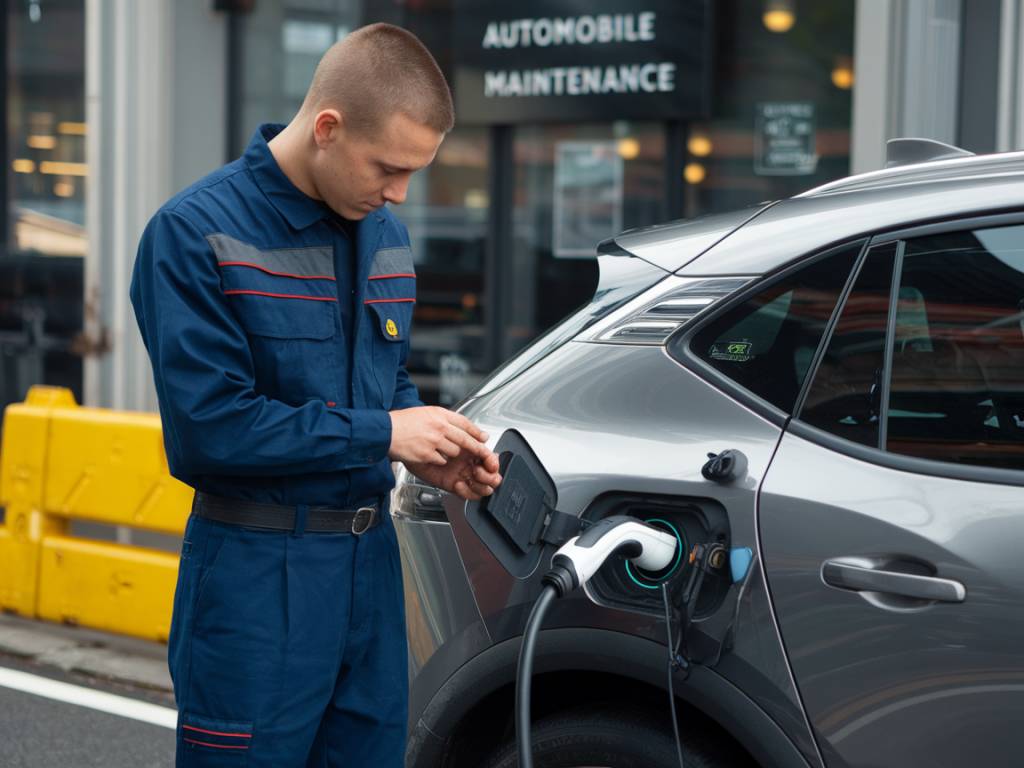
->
xmin=366 ymin=301 xmax=412 ymax=409
xmin=230 ymin=294 xmax=340 ymax=406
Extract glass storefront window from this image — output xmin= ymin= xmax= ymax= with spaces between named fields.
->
xmin=508 ymin=122 xmax=666 ymax=358
xmin=403 ymin=127 xmax=489 ymax=405
xmin=4 ymin=0 xmax=86 ymax=409
xmin=230 ymin=1 xmax=856 ymax=404
xmin=236 ymin=1 xmax=490 ymax=405
xmin=684 ymin=0 xmax=855 ymax=216
xmin=237 ymin=0 xmax=362 ymax=149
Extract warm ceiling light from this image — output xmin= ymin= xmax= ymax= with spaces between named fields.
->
xmin=763 ymin=10 xmax=795 ymax=32
xmin=684 ymin=162 xmax=707 ymax=185
xmin=58 ymin=122 xmax=87 ymax=135
xmin=40 ymin=161 xmax=88 ymax=176
xmin=54 ymin=180 xmax=75 ymax=198
xmin=831 ymin=57 xmax=854 ymax=90
xmin=763 ymin=0 xmax=795 ymax=33
xmin=617 ymin=137 xmax=641 ymax=160
xmin=12 ymin=159 xmax=35 ymax=173
xmin=27 ymin=135 xmax=57 ymax=150
xmin=687 ymin=135 xmax=713 ymax=157
xmin=464 ymin=189 xmax=488 ymax=209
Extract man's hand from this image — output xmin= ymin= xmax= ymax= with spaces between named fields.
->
xmin=389 ymin=406 xmax=502 ymax=501
xmin=405 ymin=451 xmax=502 ymax=501
xmin=388 ymin=406 xmax=490 ymax=465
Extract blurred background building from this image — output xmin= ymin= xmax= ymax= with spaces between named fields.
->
xmin=2 ymin=0 xmax=1021 ymax=413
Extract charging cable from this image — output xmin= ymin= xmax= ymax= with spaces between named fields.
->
xmin=516 ymin=517 xmax=677 ymax=768
xmin=662 ymin=582 xmax=686 ymax=768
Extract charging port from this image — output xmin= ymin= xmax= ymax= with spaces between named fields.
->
xmin=583 ymin=493 xmax=731 ymax=617
xmin=625 ymin=518 xmax=686 ymax=589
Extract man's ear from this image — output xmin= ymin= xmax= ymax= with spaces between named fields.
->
xmin=312 ymin=109 xmax=344 ymax=149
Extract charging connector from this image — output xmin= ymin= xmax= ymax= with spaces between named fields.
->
xmin=547 ymin=515 xmax=678 ymax=594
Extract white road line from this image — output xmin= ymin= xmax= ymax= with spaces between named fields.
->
xmin=0 ymin=666 xmax=177 ymax=729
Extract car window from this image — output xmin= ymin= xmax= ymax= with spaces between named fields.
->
xmin=800 ymin=242 xmax=897 ymax=447
xmin=885 ymin=224 xmax=1024 ymax=470
xmin=688 ymin=241 xmax=862 ymax=413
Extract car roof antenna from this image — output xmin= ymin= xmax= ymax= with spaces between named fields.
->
xmin=885 ymin=137 xmax=974 ymax=168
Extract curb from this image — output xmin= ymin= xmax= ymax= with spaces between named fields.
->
xmin=0 ymin=613 xmax=172 ymax=694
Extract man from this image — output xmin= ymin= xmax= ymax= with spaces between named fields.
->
xmin=130 ymin=23 xmax=501 ymax=767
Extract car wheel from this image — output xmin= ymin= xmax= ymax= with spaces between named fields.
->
xmin=479 ymin=705 xmax=754 ymax=768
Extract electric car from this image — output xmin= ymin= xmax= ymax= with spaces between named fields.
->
xmin=393 ymin=140 xmax=1024 ymax=768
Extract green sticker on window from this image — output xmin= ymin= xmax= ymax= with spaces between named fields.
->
xmin=710 ymin=340 xmax=753 ymax=362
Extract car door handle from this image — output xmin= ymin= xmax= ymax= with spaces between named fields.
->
xmin=822 ymin=560 xmax=966 ymax=603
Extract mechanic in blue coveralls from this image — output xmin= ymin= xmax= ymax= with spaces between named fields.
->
xmin=130 ymin=24 xmax=502 ymax=767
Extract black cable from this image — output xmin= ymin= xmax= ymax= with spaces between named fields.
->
xmin=516 ymin=584 xmax=559 ymax=768
xmin=661 ymin=582 xmax=686 ymax=768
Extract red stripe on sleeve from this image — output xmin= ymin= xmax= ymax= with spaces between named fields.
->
xmin=224 ymin=289 xmax=337 ymax=302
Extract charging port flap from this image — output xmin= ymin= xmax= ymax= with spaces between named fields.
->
xmin=465 ymin=429 xmax=570 ymax=578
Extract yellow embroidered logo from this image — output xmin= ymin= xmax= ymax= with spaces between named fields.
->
xmin=385 ymin=319 xmax=398 ymax=337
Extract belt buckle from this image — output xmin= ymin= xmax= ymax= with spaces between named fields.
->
xmin=352 ymin=506 xmax=376 ymax=535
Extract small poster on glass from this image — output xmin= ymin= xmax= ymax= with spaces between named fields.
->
xmin=553 ymin=141 xmax=623 ymax=258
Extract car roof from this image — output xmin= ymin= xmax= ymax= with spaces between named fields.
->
xmin=618 ymin=148 xmax=1024 ymax=277
xmin=798 ymin=148 xmax=1024 ymax=197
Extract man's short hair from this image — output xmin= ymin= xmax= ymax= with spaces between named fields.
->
xmin=304 ymin=23 xmax=454 ymax=135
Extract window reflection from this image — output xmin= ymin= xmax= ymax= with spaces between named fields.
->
xmin=887 ymin=226 xmax=1024 ymax=470
xmin=693 ymin=242 xmax=860 ymax=413
xmin=801 ymin=244 xmax=896 ymax=447
xmin=509 ymin=122 xmax=664 ymax=359
xmin=3 ymin=0 xmax=86 ymax=409
xmin=237 ymin=0 xmax=361 ymax=137
xmin=685 ymin=0 xmax=854 ymax=217
xmin=403 ymin=127 xmax=489 ymax=405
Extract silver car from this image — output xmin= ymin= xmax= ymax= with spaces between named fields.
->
xmin=395 ymin=141 xmax=1024 ymax=768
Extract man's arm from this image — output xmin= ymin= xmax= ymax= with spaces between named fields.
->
xmin=130 ymin=209 xmax=392 ymax=477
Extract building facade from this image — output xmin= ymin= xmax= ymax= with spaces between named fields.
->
xmin=2 ymin=0 xmax=1019 ymax=413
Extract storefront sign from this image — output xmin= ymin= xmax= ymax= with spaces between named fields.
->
xmin=453 ymin=0 xmax=708 ymax=124
xmin=553 ymin=142 xmax=622 ymax=258
xmin=754 ymin=102 xmax=818 ymax=175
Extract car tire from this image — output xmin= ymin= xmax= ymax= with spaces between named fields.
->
xmin=479 ymin=705 xmax=753 ymax=768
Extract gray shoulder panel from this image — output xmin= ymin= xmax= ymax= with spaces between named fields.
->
xmin=370 ymin=246 xmax=415 ymax=277
xmin=206 ymin=233 xmax=334 ymax=279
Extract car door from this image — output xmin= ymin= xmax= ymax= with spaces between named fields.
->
xmin=759 ymin=217 xmax=1024 ymax=767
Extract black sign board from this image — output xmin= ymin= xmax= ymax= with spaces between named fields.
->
xmin=453 ymin=0 xmax=710 ymax=124
xmin=754 ymin=102 xmax=818 ymax=175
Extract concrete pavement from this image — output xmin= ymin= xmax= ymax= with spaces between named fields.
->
xmin=0 ymin=612 xmax=173 ymax=700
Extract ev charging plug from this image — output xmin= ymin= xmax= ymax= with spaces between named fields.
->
xmin=543 ymin=515 xmax=679 ymax=597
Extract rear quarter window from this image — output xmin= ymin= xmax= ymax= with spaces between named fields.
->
xmin=682 ymin=241 xmax=863 ymax=414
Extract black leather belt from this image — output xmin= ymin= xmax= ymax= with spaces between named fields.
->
xmin=192 ymin=491 xmax=380 ymax=534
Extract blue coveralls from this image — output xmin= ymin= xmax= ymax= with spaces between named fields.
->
xmin=129 ymin=123 xmax=421 ymax=767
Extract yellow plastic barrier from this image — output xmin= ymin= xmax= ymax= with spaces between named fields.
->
xmin=0 ymin=386 xmax=193 ymax=642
